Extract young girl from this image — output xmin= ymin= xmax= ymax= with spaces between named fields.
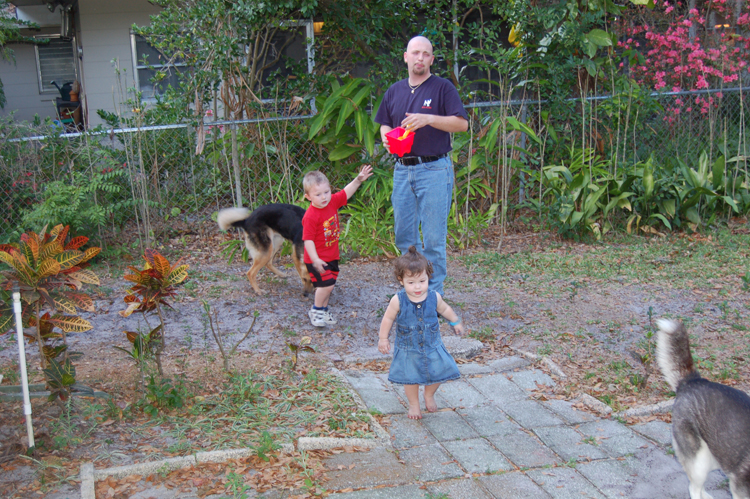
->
xmin=378 ymin=246 xmax=465 ymax=419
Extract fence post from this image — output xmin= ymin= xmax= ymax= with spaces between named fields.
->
xmin=231 ymin=122 xmax=243 ymax=207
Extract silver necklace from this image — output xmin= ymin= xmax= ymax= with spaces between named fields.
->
xmin=408 ymin=74 xmax=431 ymax=94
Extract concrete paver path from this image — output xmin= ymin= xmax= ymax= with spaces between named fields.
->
xmin=323 ymin=356 xmax=731 ymax=499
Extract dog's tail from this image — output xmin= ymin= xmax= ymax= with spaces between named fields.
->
xmin=655 ymin=319 xmax=698 ymax=391
xmin=217 ymin=207 xmax=251 ymax=231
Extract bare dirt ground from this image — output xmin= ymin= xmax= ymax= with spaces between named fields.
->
xmin=1 ymin=219 xmax=749 ymax=497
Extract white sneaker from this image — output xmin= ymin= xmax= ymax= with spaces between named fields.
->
xmin=308 ymin=308 xmax=326 ymax=327
xmin=321 ymin=309 xmax=337 ymax=325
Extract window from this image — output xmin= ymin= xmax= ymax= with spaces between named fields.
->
xmin=130 ymin=34 xmax=185 ymax=99
xmin=34 ymin=35 xmax=77 ymax=94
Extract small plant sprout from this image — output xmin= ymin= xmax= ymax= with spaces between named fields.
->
xmin=203 ymin=301 xmax=258 ymax=371
xmin=287 ymin=336 xmax=315 ymax=371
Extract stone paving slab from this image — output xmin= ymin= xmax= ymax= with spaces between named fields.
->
xmin=327 ymin=484 xmax=426 ymax=498
xmin=488 ymin=356 xmax=530 ymax=372
xmin=527 ymin=466 xmax=606 ymax=499
xmin=458 ymin=362 xmax=494 ymax=375
xmin=577 ymin=420 xmax=654 ymax=457
xmin=426 ymin=477 xmax=494 ymax=499
xmin=576 ymin=458 xmax=640 ymax=499
xmin=501 ymin=399 xmax=566 ymax=428
xmin=420 ymin=410 xmax=480 ymax=441
xmin=506 ymin=368 xmax=556 ymax=390
xmin=478 ymin=472 xmax=553 ymax=498
xmin=323 ymin=447 xmax=417 ymax=490
xmin=533 ymin=426 xmax=609 ymax=462
xmin=343 ymin=371 xmax=406 ymax=415
xmin=487 ymin=430 xmax=562 ymax=468
xmin=630 ymin=420 xmax=673 ymax=446
xmin=442 ymin=437 xmax=513 ymax=474
xmin=457 ymin=405 xmax=517 ymax=437
xmin=541 ymin=399 xmax=598 ymax=424
xmin=388 ymin=414 xmax=437 ymax=450
xmin=398 ymin=443 xmax=464 ymax=482
xmin=468 ymin=374 xmax=528 ymax=402
xmin=435 ymin=379 xmax=486 ymax=408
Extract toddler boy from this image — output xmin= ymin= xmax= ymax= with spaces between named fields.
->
xmin=302 ymin=164 xmax=373 ymax=326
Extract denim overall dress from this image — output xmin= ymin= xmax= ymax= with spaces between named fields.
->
xmin=388 ymin=289 xmax=460 ymax=386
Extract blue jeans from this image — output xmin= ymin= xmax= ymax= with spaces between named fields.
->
xmin=392 ymin=156 xmax=453 ymax=295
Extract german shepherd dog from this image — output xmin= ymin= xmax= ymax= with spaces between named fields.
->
xmin=217 ymin=204 xmax=313 ymax=296
xmin=656 ymin=319 xmax=750 ymax=499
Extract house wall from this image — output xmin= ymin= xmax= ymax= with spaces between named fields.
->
xmin=0 ymin=40 xmax=59 ymax=121
xmin=0 ymin=0 xmax=160 ymax=126
xmin=77 ymin=0 xmax=161 ymax=127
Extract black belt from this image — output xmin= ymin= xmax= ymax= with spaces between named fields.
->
xmin=396 ymin=153 xmax=448 ymax=166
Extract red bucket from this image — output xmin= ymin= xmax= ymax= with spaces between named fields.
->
xmin=386 ymin=127 xmax=414 ymax=157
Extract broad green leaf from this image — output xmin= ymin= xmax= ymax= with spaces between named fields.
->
xmin=712 ymin=156 xmax=725 ymax=191
xmin=583 ymin=58 xmax=597 ymax=77
xmin=586 ymin=29 xmax=613 ymax=46
xmin=583 ymin=40 xmax=597 ymax=58
xmin=354 ymin=109 xmax=366 ymax=142
xmin=350 ymin=84 xmax=371 ymax=109
xmin=642 ymin=162 xmax=654 ymax=198
xmin=364 ymin=124 xmax=376 ymax=157
xmin=482 ymin=119 xmax=502 ymax=157
xmin=660 ymin=199 xmax=676 ymax=217
xmin=506 ymin=117 xmax=541 ymax=144
xmin=328 ymin=144 xmax=361 ymax=162
xmin=649 ymin=213 xmax=672 ymax=230
xmin=335 ymin=100 xmax=354 ymax=135
xmin=307 ymin=110 xmax=332 ymax=140
xmin=603 ymin=192 xmax=632 ymax=216
xmin=685 ymin=206 xmax=701 ymax=224
xmin=697 ymin=151 xmax=709 ymax=184
xmin=722 ymin=195 xmax=739 ymax=212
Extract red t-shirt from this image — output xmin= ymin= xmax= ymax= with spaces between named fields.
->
xmin=302 ymin=190 xmax=348 ymax=263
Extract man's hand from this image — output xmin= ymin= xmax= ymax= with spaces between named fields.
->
xmin=357 ymin=164 xmax=374 ymax=183
xmin=402 ymin=113 xmax=468 ymax=134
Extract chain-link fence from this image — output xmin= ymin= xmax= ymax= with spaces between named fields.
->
xmin=0 ymin=87 xmax=748 ymax=244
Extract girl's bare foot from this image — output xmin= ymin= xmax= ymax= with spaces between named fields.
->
xmin=407 ymin=405 xmax=422 ymax=419
xmin=424 ymin=394 xmax=438 ymax=413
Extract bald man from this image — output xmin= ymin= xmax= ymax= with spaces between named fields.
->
xmin=375 ymin=36 xmax=468 ymax=296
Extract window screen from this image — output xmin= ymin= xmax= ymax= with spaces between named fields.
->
xmin=35 ymin=37 xmax=77 ymax=94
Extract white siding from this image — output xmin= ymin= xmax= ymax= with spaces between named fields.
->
xmin=0 ymin=42 xmax=61 ymax=122
xmin=78 ymin=0 xmax=161 ymax=126
xmin=0 ymin=0 xmax=161 ymax=126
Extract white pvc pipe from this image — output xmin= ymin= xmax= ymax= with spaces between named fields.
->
xmin=12 ymin=288 xmax=35 ymax=449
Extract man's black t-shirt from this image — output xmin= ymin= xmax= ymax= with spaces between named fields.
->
xmin=375 ymin=75 xmax=467 ymax=157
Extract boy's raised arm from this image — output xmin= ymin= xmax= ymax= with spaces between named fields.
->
xmin=343 ymin=164 xmax=373 ymax=199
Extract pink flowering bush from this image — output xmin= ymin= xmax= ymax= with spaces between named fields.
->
xmin=618 ymin=0 xmax=750 ymax=118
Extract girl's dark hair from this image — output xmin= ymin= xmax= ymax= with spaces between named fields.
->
xmin=393 ymin=245 xmax=433 ymax=281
